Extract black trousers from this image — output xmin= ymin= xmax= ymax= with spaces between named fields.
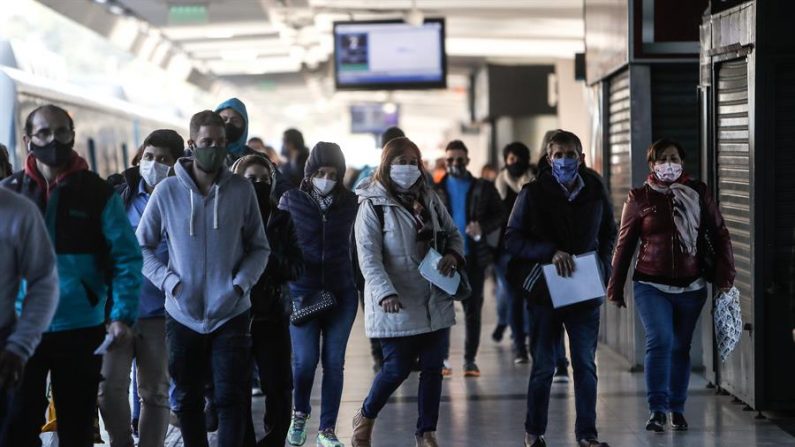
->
xmin=8 ymin=325 xmax=105 ymax=447
xmin=444 ymin=254 xmax=487 ymax=363
xmin=245 ymin=318 xmax=293 ymax=447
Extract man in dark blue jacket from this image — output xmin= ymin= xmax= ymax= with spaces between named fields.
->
xmin=505 ymin=130 xmax=616 ymax=447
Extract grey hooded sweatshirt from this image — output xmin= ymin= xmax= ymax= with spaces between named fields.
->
xmin=136 ymin=158 xmax=270 ymax=334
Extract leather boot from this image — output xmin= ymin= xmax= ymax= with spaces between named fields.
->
xmin=351 ymin=408 xmax=375 ymax=447
xmin=415 ymin=431 xmax=439 ymax=447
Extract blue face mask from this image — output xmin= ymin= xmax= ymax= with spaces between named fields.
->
xmin=551 ymin=157 xmax=579 ymax=185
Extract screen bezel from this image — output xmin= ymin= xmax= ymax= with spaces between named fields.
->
xmin=333 ymin=18 xmax=447 ymax=91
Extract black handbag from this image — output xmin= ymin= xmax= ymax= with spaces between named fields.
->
xmin=290 ymin=290 xmax=336 ymax=326
xmin=693 ymin=182 xmax=717 ymax=282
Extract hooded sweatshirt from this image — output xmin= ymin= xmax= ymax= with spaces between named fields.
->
xmin=215 ymin=97 xmax=256 ymax=163
xmin=136 ymin=158 xmax=271 ymax=334
xmin=0 ymin=187 xmax=59 ymax=361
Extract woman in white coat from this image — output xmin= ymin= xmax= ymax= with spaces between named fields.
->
xmin=350 ymin=137 xmax=465 ymax=447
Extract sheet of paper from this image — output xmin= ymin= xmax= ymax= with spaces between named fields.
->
xmin=419 ymin=248 xmax=461 ymax=296
xmin=541 ymin=252 xmax=606 ymax=308
xmin=94 ymin=334 xmax=115 ymax=356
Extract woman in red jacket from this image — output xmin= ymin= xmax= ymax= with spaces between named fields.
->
xmin=607 ymin=139 xmax=735 ymax=433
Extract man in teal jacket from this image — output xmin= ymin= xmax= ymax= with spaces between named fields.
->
xmin=1 ymin=104 xmax=142 ymax=447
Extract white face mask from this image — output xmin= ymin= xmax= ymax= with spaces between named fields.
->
xmin=140 ymin=159 xmax=171 ymax=188
xmin=390 ymin=164 xmax=422 ymax=189
xmin=312 ymin=177 xmax=336 ymax=196
xmin=654 ymin=162 xmax=683 ymax=183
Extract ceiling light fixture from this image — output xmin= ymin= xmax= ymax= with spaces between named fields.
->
xmin=405 ymin=0 xmax=424 ymax=27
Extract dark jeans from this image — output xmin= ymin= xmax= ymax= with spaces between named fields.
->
xmin=633 ymin=282 xmax=706 ymax=413
xmin=526 ymin=302 xmax=600 ymax=440
xmin=0 ymin=389 xmax=12 ymax=446
xmin=245 ymin=318 xmax=293 ymax=447
xmin=443 ymin=255 xmax=486 ymax=364
xmin=7 ymin=325 xmax=105 ymax=447
xmin=167 ymin=312 xmax=252 ymax=447
xmin=362 ymin=329 xmax=448 ymax=435
xmin=290 ymin=287 xmax=357 ymax=430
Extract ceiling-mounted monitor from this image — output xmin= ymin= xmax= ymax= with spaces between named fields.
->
xmin=350 ymin=103 xmax=400 ymax=134
xmin=333 ymin=19 xmax=447 ymax=91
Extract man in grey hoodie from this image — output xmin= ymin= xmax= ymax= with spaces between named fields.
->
xmin=0 ymin=187 xmax=59 ymax=443
xmin=136 ymin=110 xmax=270 ymax=447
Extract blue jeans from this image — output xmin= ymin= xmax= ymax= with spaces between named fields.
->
xmin=526 ymin=302 xmax=600 ymax=440
xmin=290 ymin=287 xmax=357 ymax=430
xmin=166 ymin=311 xmax=252 ymax=447
xmin=362 ymin=329 xmax=448 ymax=435
xmin=633 ymin=282 xmax=706 ymax=413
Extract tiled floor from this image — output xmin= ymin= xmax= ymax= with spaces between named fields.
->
xmin=148 ymin=283 xmax=795 ymax=447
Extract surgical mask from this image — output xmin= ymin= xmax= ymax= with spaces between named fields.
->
xmin=194 ymin=146 xmax=226 ymax=173
xmin=390 ymin=165 xmax=422 ymax=189
xmin=139 ymin=160 xmax=170 ymax=188
xmin=551 ymin=158 xmax=579 ymax=185
xmin=506 ymin=162 xmax=528 ymax=178
xmin=312 ymin=177 xmax=336 ymax=196
xmin=29 ymin=139 xmax=74 ymax=167
xmin=654 ymin=162 xmax=683 ymax=183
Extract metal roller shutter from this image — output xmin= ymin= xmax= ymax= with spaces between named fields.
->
xmin=651 ymin=65 xmax=701 ymax=177
xmin=608 ymin=70 xmax=631 ymax=218
xmin=715 ymin=58 xmax=754 ymax=402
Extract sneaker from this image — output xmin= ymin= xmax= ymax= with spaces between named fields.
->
xmin=491 ymin=324 xmax=506 ymax=342
xmin=514 ymin=352 xmax=529 ymax=364
xmin=288 ymin=411 xmax=310 ymax=446
xmin=553 ymin=367 xmax=569 ymax=383
xmin=317 ymin=429 xmax=344 ymax=447
xmin=463 ymin=362 xmax=481 ymax=377
xmin=441 ymin=360 xmax=452 ymax=377
xmin=670 ymin=412 xmax=688 ymax=431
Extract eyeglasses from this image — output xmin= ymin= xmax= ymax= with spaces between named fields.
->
xmin=31 ymin=128 xmax=73 ymax=143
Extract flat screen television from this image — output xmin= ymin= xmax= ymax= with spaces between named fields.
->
xmin=350 ymin=103 xmax=400 ymax=134
xmin=333 ymin=19 xmax=447 ymax=90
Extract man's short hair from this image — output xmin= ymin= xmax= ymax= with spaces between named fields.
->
xmin=380 ymin=126 xmax=405 ymax=147
xmin=133 ymin=129 xmax=185 ymax=165
xmin=25 ymin=104 xmax=74 ymax=136
xmin=545 ymin=129 xmax=583 ymax=154
xmin=248 ymin=137 xmax=264 ymax=146
xmin=189 ymin=110 xmax=225 ymax=140
xmin=445 ymin=139 xmax=468 ymax=154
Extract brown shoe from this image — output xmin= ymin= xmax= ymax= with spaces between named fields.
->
xmin=415 ymin=431 xmax=439 ymax=447
xmin=351 ymin=408 xmax=375 ymax=447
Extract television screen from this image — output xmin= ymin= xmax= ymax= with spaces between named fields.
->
xmin=333 ymin=19 xmax=447 ymax=90
xmin=350 ymin=103 xmax=400 ymax=134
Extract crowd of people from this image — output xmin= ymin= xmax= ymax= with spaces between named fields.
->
xmin=0 ymin=97 xmax=737 ymax=447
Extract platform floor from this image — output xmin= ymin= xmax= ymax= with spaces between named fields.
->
xmin=148 ymin=281 xmax=795 ymax=447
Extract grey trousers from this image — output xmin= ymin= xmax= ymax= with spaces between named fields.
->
xmin=99 ymin=317 xmax=170 ymax=447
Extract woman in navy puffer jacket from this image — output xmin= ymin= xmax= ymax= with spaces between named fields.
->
xmin=278 ymin=142 xmax=358 ymax=447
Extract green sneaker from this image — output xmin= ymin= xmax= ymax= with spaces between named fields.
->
xmin=317 ymin=428 xmax=344 ymax=447
xmin=287 ymin=411 xmax=309 ymax=446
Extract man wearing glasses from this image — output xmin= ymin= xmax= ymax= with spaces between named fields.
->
xmin=434 ymin=140 xmax=506 ymax=378
xmin=2 ymin=104 xmax=142 ymax=447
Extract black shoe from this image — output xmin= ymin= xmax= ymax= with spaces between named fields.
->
xmin=645 ymin=411 xmax=666 ymax=433
xmin=552 ymin=367 xmax=569 ymax=383
xmin=514 ymin=352 xmax=529 ymax=364
xmin=524 ymin=433 xmax=546 ymax=447
xmin=578 ymin=439 xmax=610 ymax=447
xmin=491 ymin=325 xmax=506 ymax=342
xmin=670 ymin=412 xmax=688 ymax=431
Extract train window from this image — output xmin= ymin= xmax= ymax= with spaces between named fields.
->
xmin=87 ymin=138 xmax=98 ymax=172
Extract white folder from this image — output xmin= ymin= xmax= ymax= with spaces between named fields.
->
xmin=419 ymin=247 xmax=461 ymax=296
xmin=541 ymin=252 xmax=605 ymax=308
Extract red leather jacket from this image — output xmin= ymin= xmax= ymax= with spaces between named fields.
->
xmin=607 ymin=176 xmax=735 ymax=303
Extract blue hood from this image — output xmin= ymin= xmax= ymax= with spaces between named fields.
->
xmin=215 ymin=97 xmax=249 ymax=156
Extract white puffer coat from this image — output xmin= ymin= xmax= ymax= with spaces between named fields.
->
xmin=354 ymin=181 xmax=464 ymax=338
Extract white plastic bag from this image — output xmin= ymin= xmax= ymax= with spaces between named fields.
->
xmin=713 ymin=286 xmax=742 ymax=362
